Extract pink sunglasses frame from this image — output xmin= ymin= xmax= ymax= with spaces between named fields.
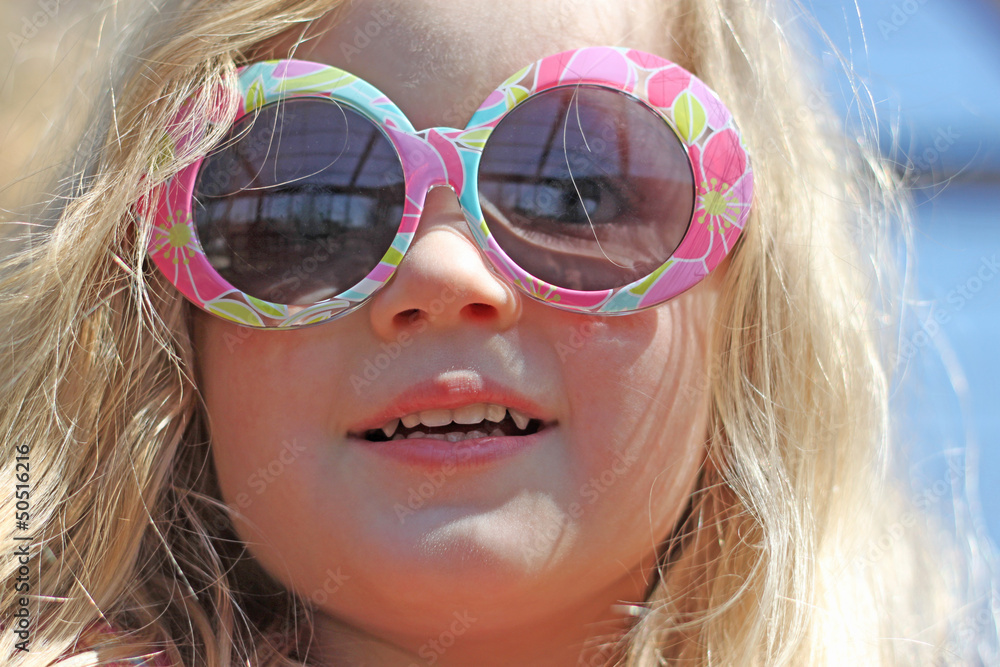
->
xmin=148 ymin=46 xmax=753 ymax=329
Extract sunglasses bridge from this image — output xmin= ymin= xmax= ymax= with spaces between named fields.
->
xmin=382 ymin=126 xmax=480 ymax=220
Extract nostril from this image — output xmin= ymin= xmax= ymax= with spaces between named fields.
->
xmin=463 ymin=303 xmax=496 ymax=321
xmin=389 ymin=303 xmax=498 ymax=329
xmin=393 ymin=309 xmax=422 ymax=328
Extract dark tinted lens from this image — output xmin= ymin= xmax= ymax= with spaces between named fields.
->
xmin=194 ymin=98 xmax=405 ymax=305
xmin=478 ymin=86 xmax=694 ymax=291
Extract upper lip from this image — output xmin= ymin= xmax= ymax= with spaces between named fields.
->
xmin=346 ymin=375 xmax=557 ymax=436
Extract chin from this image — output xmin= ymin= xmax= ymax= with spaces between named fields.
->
xmin=364 ymin=504 xmax=580 ymax=594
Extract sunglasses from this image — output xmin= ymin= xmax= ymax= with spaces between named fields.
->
xmin=148 ymin=46 xmax=752 ymax=329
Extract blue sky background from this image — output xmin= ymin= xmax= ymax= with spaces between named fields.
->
xmin=806 ymin=0 xmax=1000 ymax=177
xmin=805 ymin=1 xmax=1000 ymax=555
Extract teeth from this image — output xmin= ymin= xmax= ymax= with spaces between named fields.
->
xmin=419 ymin=408 xmax=453 ymax=428
xmin=452 ymin=403 xmax=487 ymax=424
xmin=484 ymin=404 xmax=506 ymax=423
xmin=509 ymin=409 xmax=530 ymax=430
xmin=377 ymin=402 xmax=539 ymax=437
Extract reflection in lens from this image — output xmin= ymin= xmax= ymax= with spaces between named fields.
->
xmin=478 ymin=86 xmax=694 ymax=291
xmin=194 ymin=98 xmax=405 ymax=305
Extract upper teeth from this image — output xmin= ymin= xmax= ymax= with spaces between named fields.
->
xmin=381 ymin=403 xmax=531 ymax=438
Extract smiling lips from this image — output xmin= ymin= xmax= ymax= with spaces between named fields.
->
xmin=374 ymin=403 xmax=534 ymax=441
xmin=347 ymin=376 xmax=557 ymax=470
xmin=348 ymin=377 xmax=554 ymax=446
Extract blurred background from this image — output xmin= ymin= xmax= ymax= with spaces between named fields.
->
xmin=1 ymin=0 xmax=998 ymax=589
xmin=802 ymin=0 xmax=1000 ymax=562
xmin=0 ymin=0 xmax=103 ymax=220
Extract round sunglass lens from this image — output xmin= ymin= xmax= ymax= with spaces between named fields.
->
xmin=194 ymin=98 xmax=405 ymax=305
xmin=477 ymin=86 xmax=694 ymax=292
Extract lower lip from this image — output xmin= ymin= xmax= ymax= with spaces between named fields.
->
xmin=356 ymin=429 xmax=550 ymax=471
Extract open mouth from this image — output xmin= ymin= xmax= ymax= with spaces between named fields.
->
xmin=359 ymin=404 xmax=548 ymax=443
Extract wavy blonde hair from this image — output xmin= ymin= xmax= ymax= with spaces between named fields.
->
xmin=1 ymin=0 xmax=993 ymax=665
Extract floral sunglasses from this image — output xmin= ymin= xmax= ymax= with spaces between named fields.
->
xmin=148 ymin=46 xmax=753 ymax=329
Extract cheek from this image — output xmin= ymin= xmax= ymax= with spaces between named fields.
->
xmin=193 ymin=313 xmax=359 ymax=443
xmin=192 ymin=316 xmax=339 ymax=544
xmin=562 ymin=292 xmax=713 ymax=447
xmin=555 ymin=291 xmax=714 ymax=542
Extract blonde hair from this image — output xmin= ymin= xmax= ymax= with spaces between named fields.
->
xmin=0 ymin=0 xmax=994 ymax=665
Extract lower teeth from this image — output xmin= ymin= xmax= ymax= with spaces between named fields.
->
xmin=390 ymin=427 xmax=506 ymax=441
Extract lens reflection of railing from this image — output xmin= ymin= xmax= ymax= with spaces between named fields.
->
xmin=197 ymin=183 xmax=404 ymax=304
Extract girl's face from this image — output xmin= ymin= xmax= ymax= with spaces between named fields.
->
xmin=194 ymin=0 xmax=719 ymax=661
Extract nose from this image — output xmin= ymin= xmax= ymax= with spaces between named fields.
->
xmin=367 ymin=186 xmax=521 ymax=340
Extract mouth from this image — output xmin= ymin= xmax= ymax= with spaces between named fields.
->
xmin=358 ymin=403 xmax=548 ymax=443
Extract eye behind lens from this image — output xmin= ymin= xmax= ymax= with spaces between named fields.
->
xmin=477 ymin=85 xmax=694 ymax=292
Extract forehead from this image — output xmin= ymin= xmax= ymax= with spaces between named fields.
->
xmin=263 ymin=0 xmax=670 ymax=129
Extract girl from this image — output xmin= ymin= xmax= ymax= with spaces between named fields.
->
xmin=1 ymin=0 xmax=996 ymax=665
